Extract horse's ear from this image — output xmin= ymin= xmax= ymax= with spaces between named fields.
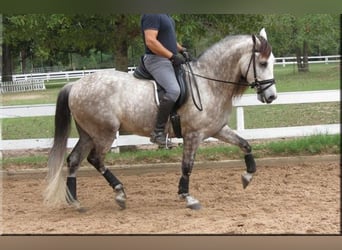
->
xmin=259 ymin=28 xmax=267 ymax=41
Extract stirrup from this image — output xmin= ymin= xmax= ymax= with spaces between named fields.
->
xmin=160 ymin=134 xmax=175 ymax=149
xmin=150 ymin=132 xmax=174 ymax=149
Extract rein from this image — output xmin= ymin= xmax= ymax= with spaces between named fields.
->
xmin=184 ymin=34 xmax=276 ymax=102
xmin=184 ymin=61 xmax=203 ymax=111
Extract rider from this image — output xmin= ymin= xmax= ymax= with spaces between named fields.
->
xmin=141 ymin=14 xmax=186 ymax=148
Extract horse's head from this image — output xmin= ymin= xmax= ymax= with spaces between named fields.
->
xmin=242 ymin=28 xmax=277 ymax=104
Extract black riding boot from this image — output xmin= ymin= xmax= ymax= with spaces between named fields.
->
xmin=150 ymin=96 xmax=175 ymax=148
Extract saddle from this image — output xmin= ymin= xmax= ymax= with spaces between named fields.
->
xmin=133 ymin=57 xmax=188 ymax=138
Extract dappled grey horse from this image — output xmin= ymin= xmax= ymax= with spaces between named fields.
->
xmin=44 ymin=28 xmax=277 ymax=210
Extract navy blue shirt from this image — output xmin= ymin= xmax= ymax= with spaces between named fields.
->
xmin=141 ymin=14 xmax=178 ymax=55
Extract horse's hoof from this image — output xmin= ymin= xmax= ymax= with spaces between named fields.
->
xmin=185 ymin=195 xmax=202 ymax=210
xmin=187 ymin=202 xmax=202 ymax=210
xmin=116 ymin=199 xmax=126 ymax=210
xmin=115 ymin=193 xmax=127 ymax=209
xmin=241 ymin=172 xmax=253 ymax=189
xmin=69 ymin=200 xmax=87 ymax=213
xmin=114 ymin=185 xmax=127 ymax=209
xmin=69 ymin=200 xmax=83 ymax=210
xmin=115 ymin=195 xmax=126 ymax=209
xmin=77 ymin=207 xmax=88 ymax=213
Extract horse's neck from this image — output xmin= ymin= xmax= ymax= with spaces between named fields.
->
xmin=188 ymin=38 xmax=251 ymax=105
xmin=194 ymin=38 xmax=249 ymax=83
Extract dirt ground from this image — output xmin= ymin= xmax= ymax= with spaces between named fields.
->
xmin=1 ymin=155 xmax=340 ymax=235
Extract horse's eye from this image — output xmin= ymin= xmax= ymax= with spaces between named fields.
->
xmin=260 ymin=62 xmax=268 ymax=67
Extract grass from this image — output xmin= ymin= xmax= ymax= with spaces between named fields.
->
xmin=2 ymin=134 xmax=340 ymax=169
xmin=2 ymin=117 xmax=79 ymax=139
xmin=254 ymin=133 xmax=340 ymax=156
xmin=1 ymin=88 xmax=61 ymax=106
xmin=228 ymin=102 xmax=340 ymax=130
xmin=274 ymin=63 xmax=340 ymax=92
xmin=245 ymin=63 xmax=340 ymax=94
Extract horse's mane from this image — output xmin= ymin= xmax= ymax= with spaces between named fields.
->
xmin=196 ymin=35 xmax=244 ymax=60
xmin=197 ymin=34 xmax=272 ymax=62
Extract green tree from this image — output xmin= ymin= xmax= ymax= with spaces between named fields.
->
xmin=2 ymin=14 xmax=38 ymax=81
xmin=1 ymin=14 xmax=142 ymax=79
xmin=2 ymin=14 xmax=72 ymax=80
xmin=174 ymin=14 xmax=265 ymax=56
xmin=264 ymin=14 xmax=339 ymax=72
xmin=109 ymin=14 xmax=140 ymax=71
xmin=2 ymin=14 xmax=339 ymax=80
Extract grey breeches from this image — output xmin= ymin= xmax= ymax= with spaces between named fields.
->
xmin=143 ymin=54 xmax=180 ymax=102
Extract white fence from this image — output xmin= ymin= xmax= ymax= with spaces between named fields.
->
xmin=10 ymin=69 xmax=113 ymax=82
xmin=275 ymin=55 xmax=340 ymax=67
xmin=0 ymin=79 xmax=46 ymax=94
xmin=0 ymin=90 xmax=340 ymax=151
xmin=0 ymin=69 xmax=116 ymax=94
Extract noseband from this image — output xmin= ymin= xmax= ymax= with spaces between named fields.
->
xmin=185 ymin=34 xmax=276 ymax=95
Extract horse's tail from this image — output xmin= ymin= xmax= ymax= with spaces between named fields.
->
xmin=44 ymin=84 xmax=73 ymax=207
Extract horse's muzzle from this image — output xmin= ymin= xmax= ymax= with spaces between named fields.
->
xmin=265 ymin=94 xmax=277 ymax=103
xmin=258 ymin=92 xmax=277 ymax=104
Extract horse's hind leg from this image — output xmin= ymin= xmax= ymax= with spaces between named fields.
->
xmin=213 ymin=125 xmax=256 ymax=188
xmin=178 ymin=132 xmax=203 ymax=210
xmin=86 ymin=134 xmax=126 ymax=209
xmin=66 ymin=124 xmax=94 ymax=209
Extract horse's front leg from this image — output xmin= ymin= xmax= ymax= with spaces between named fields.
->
xmin=178 ymin=132 xmax=202 ymax=210
xmin=213 ymin=125 xmax=256 ymax=188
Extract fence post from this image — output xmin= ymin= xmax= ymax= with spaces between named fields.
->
xmin=110 ymin=131 xmax=120 ymax=153
xmin=236 ymin=106 xmax=245 ymax=131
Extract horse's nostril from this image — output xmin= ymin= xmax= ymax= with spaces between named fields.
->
xmin=269 ymin=95 xmax=276 ymax=101
xmin=266 ymin=95 xmax=276 ymax=103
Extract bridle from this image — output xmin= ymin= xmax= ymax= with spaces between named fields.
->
xmin=184 ymin=34 xmax=276 ymax=95
xmin=246 ymin=35 xmax=276 ymax=94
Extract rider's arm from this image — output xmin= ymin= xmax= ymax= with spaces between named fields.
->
xmin=144 ymin=29 xmax=173 ymax=59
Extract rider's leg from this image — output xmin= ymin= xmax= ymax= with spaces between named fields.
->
xmin=143 ymin=55 xmax=180 ymax=147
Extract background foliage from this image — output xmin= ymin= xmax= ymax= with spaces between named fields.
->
xmin=1 ymin=14 xmax=340 ymax=80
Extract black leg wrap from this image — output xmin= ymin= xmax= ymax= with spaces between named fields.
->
xmin=103 ymin=169 xmax=122 ymax=189
xmin=245 ymin=154 xmax=256 ymax=173
xmin=178 ymin=175 xmax=189 ymax=195
xmin=66 ymin=177 xmax=77 ymax=201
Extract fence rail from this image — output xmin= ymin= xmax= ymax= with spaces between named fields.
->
xmin=9 ymin=68 xmax=114 ymax=82
xmin=0 ymin=69 xmax=116 ymax=94
xmin=0 ymin=90 xmax=340 ymax=151
xmin=275 ymin=55 xmax=340 ymax=67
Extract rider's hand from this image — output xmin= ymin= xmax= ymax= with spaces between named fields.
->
xmin=169 ymin=54 xmax=186 ymax=66
xmin=180 ymin=48 xmax=193 ymax=62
